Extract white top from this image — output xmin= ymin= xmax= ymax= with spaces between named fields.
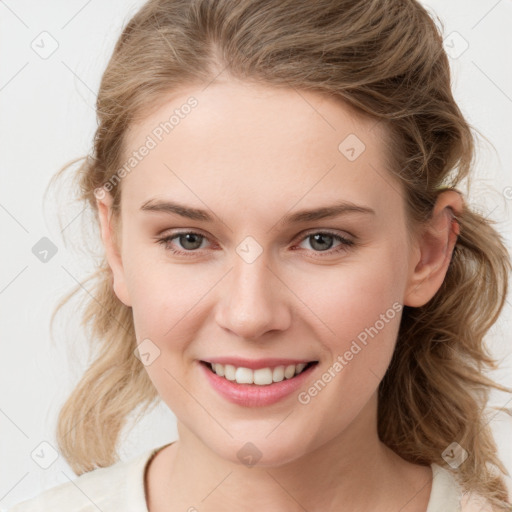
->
xmin=7 ymin=443 xmax=467 ymax=511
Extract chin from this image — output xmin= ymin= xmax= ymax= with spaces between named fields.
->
xmin=206 ymin=430 xmax=312 ymax=469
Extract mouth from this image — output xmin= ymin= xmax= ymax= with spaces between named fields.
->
xmin=200 ymin=360 xmax=319 ymax=386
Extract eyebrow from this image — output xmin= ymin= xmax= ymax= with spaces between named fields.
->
xmin=140 ymin=199 xmax=376 ymax=223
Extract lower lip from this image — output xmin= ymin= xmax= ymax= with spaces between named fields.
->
xmin=199 ymin=362 xmax=317 ymax=407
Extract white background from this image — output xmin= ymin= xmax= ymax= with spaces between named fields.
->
xmin=1 ymin=0 xmax=511 ymax=508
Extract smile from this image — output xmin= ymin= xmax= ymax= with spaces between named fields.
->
xmin=199 ymin=359 xmax=319 ymax=407
xmin=203 ymin=361 xmax=316 ymax=386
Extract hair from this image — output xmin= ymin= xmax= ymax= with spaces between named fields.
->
xmin=50 ymin=0 xmax=512 ymax=508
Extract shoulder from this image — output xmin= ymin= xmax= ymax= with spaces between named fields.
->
xmin=430 ymin=464 xmax=498 ymax=512
xmin=6 ymin=467 xmax=115 ymax=511
xmin=460 ymin=492 xmax=498 ymax=512
xmin=6 ymin=461 xmax=131 ymax=511
xmin=428 ymin=463 xmax=464 ymax=511
xmin=6 ymin=446 xmax=163 ymax=512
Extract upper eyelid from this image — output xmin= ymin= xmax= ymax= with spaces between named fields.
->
xmin=159 ymin=228 xmax=354 ymax=246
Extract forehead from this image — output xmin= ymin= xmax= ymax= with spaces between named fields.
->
xmin=120 ymin=80 xmax=402 ymax=219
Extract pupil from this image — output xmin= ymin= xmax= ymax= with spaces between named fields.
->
xmin=181 ymin=233 xmax=201 ymax=250
xmin=311 ymin=233 xmax=332 ymax=251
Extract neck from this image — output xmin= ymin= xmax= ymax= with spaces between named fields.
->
xmin=147 ymin=394 xmax=432 ymax=511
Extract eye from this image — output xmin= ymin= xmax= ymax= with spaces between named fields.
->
xmin=155 ymin=229 xmax=355 ymax=258
xmin=156 ymin=231 xmax=210 ymax=255
xmin=293 ymin=230 xmax=354 ymax=257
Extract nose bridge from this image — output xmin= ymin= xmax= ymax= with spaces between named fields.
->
xmin=215 ymin=244 xmax=290 ymax=339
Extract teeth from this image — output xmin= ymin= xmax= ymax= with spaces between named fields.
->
xmin=296 ymin=363 xmax=306 ymax=373
xmin=254 ymin=368 xmax=273 ymax=385
xmin=272 ymin=365 xmax=285 ymax=382
xmin=235 ymin=367 xmax=253 ymax=384
xmin=213 ymin=363 xmax=224 ymax=377
xmin=224 ymin=364 xmax=236 ymax=381
xmin=208 ymin=362 xmax=311 ymax=386
xmin=284 ymin=364 xmax=296 ymax=379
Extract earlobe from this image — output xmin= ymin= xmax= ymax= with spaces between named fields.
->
xmin=96 ymin=195 xmax=132 ymax=307
xmin=404 ymin=190 xmax=463 ymax=308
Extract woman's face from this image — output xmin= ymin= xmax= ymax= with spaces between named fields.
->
xmin=102 ymin=79 xmax=421 ymax=466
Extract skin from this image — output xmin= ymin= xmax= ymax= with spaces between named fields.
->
xmin=97 ymin=78 xmax=463 ymax=511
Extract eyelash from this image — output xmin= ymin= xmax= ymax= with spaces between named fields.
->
xmin=155 ymin=229 xmax=355 ymax=258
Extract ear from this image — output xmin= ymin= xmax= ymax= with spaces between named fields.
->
xmin=96 ymin=193 xmax=132 ymax=307
xmin=404 ymin=189 xmax=463 ymax=307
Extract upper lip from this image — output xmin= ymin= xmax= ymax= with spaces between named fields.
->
xmin=201 ymin=357 xmax=317 ymax=370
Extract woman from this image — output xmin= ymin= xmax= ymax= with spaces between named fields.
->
xmin=9 ymin=0 xmax=511 ymax=510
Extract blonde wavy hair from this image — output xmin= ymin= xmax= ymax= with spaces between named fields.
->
xmin=51 ymin=0 xmax=512 ymax=508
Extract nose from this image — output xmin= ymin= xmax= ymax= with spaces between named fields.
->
xmin=215 ymin=252 xmax=292 ymax=341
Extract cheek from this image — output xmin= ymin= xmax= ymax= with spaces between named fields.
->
xmin=296 ymin=269 xmax=403 ymax=436
xmin=121 ymin=240 xmax=204 ymax=333
xmin=124 ymin=256 xmax=203 ymax=410
xmin=129 ymin=275 xmax=202 ymax=343
xmin=294 ymin=252 xmax=403 ymax=342
xmin=297 ymin=249 xmax=405 ymax=400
